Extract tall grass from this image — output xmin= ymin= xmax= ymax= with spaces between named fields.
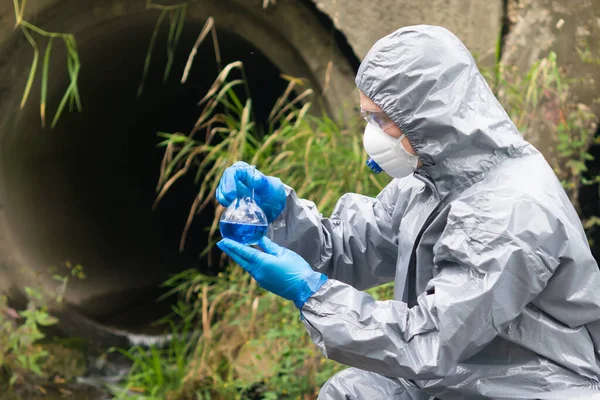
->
xmin=108 ymin=59 xmax=391 ymax=399
xmin=153 ymin=61 xmax=389 ymax=256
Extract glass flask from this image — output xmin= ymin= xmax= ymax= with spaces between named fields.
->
xmin=219 ymin=167 xmax=268 ymax=245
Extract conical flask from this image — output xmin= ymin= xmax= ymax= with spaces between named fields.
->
xmin=219 ymin=166 xmax=268 ymax=245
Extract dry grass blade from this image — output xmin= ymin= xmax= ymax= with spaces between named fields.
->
xmin=157 ymin=140 xmax=176 ymax=190
xmin=271 ymin=88 xmax=313 ymax=123
xmin=190 ymin=98 xmax=216 ymax=136
xmin=146 ymin=0 xmax=187 ymax=11
xmin=193 ymin=138 xmax=231 ymax=177
xmin=190 ymin=80 xmax=244 ymax=135
xmin=161 ymin=139 xmax=195 ymax=187
xmin=283 ymin=108 xmax=301 ymax=125
xmin=211 ymin=20 xmax=221 ymax=68
xmin=268 ymin=80 xmax=296 ymax=122
xmin=191 ymin=114 xmax=222 ymax=142
xmin=197 ymin=62 xmax=244 ymax=105
xmin=207 ymin=290 xmax=242 ymax=324
xmin=281 ymin=130 xmax=312 ymax=149
xmin=202 ymin=118 xmax=228 ymax=143
xmin=322 ymin=60 xmax=333 ymax=95
xmin=262 ymin=0 xmax=276 ymax=9
xmin=304 ymin=135 xmax=314 ymax=179
xmin=210 ymin=79 xmax=245 ymax=108
xmin=191 ymin=158 xmax=226 ymax=216
xmin=294 ymin=102 xmax=312 ymax=128
xmin=180 ymin=191 xmax=205 ymax=252
xmin=280 ymin=74 xmax=307 ymax=86
xmin=250 ymin=129 xmax=286 ymax=165
xmin=269 ymin=150 xmax=294 ymax=166
xmin=194 ymin=186 xmax=216 ymax=219
xmin=296 ymin=136 xmax=315 ymax=196
xmin=190 ymin=166 xmax=221 ymax=213
xmin=250 ymin=296 xmax=260 ymax=336
xmin=153 ymin=168 xmax=189 ymax=210
xmin=240 ymin=99 xmax=251 ymax=132
xmin=181 ymin=16 xmax=215 ymax=83
xmin=211 ymin=204 xmax=224 ymax=234
xmin=317 ymin=189 xmax=335 ymax=211
xmin=154 ymin=144 xmax=210 ymax=208
xmin=203 ymin=204 xmax=224 ymax=265
xmin=368 ymin=173 xmax=385 ymax=192
xmin=201 ymin=285 xmax=210 ymax=339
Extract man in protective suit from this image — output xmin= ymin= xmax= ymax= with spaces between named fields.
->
xmin=215 ymin=25 xmax=600 ymax=399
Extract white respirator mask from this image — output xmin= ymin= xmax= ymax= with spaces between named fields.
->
xmin=363 ymin=122 xmax=419 ymax=179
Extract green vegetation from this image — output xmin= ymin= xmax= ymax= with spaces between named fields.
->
xmin=14 ymin=0 xmax=82 ymax=128
xmin=0 ymin=288 xmax=59 ymax=387
xmin=107 ymin=60 xmax=392 ymax=399
xmin=6 ymin=3 xmax=600 ymax=400
xmin=138 ymin=1 xmax=189 ymax=97
xmin=0 ymin=263 xmax=87 ymax=393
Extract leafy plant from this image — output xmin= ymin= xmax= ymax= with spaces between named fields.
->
xmin=13 ymin=0 xmax=82 ymax=128
xmin=0 ymin=263 xmax=88 ymax=390
xmin=0 ymin=288 xmax=58 ymax=386
xmin=50 ymin=261 xmax=87 ymax=304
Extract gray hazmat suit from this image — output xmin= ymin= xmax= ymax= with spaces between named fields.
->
xmin=268 ymin=25 xmax=600 ymax=399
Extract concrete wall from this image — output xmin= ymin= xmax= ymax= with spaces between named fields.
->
xmin=312 ymin=0 xmax=505 ymax=64
xmin=500 ymin=0 xmax=600 ymax=165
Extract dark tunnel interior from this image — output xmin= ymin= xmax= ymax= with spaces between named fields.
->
xmin=2 ymin=14 xmax=290 ymax=331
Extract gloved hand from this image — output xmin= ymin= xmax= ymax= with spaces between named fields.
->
xmin=216 ymin=237 xmax=328 ymax=309
xmin=216 ymin=161 xmax=286 ymax=223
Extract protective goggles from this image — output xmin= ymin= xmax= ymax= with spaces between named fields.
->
xmin=360 ymin=108 xmax=395 ymax=130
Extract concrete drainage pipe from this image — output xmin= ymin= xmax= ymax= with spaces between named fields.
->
xmin=0 ymin=0 xmax=356 ymax=345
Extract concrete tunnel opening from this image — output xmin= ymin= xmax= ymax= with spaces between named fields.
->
xmin=0 ymin=15 xmax=299 ymax=337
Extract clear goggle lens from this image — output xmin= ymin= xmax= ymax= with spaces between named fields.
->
xmin=360 ymin=108 xmax=394 ymax=130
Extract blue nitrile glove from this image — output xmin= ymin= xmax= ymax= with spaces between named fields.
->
xmin=216 ymin=237 xmax=328 ymax=309
xmin=216 ymin=161 xmax=286 ymax=223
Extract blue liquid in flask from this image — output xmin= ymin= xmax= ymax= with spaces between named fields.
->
xmin=220 ymin=221 xmax=268 ymax=245
xmin=219 ymin=189 xmax=269 ymax=245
